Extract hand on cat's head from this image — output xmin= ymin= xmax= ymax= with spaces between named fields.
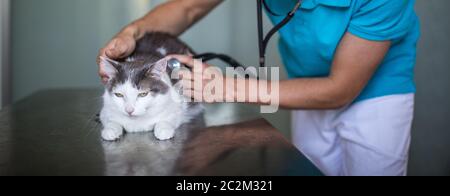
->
xmin=97 ymin=34 xmax=136 ymax=84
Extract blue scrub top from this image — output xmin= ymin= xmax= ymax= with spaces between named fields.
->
xmin=265 ymin=0 xmax=420 ymax=102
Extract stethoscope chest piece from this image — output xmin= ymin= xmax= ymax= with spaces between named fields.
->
xmin=168 ymin=58 xmax=182 ymax=70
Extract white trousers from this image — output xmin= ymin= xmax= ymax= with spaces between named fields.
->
xmin=292 ymin=94 xmax=415 ymax=176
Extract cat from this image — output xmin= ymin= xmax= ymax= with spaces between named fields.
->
xmin=99 ymin=32 xmax=202 ymax=141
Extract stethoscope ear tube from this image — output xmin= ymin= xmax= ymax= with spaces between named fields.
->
xmin=257 ymin=0 xmax=302 ymax=68
xmin=193 ymin=53 xmax=244 ymax=68
xmin=169 ymin=0 xmax=302 ymax=78
xmin=257 ymin=0 xmax=265 ymax=67
xmin=167 ymin=53 xmax=245 ymax=70
xmin=169 ymin=54 xmax=255 ymax=78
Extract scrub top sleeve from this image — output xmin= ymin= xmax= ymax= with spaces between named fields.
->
xmin=348 ymin=0 xmax=416 ymax=41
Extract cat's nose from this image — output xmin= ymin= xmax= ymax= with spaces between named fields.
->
xmin=126 ymin=107 xmax=135 ymax=115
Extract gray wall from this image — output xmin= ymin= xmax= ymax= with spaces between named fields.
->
xmin=0 ymin=1 xmax=3 ymax=109
xmin=409 ymin=0 xmax=450 ymax=176
xmin=11 ymin=0 xmax=130 ymax=101
xmin=0 ymin=0 xmax=11 ymax=109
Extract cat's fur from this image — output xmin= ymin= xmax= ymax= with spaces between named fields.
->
xmin=99 ymin=32 xmax=202 ymax=141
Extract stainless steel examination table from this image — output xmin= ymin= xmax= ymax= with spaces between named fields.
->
xmin=0 ymin=89 xmax=322 ymax=176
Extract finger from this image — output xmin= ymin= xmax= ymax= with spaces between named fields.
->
xmin=177 ymin=70 xmax=193 ymax=81
xmin=182 ymin=89 xmax=194 ymax=98
xmin=105 ymin=39 xmax=129 ymax=59
xmin=167 ymin=55 xmax=197 ymax=68
xmin=183 ymin=89 xmax=203 ymax=103
xmin=192 ymin=91 xmax=205 ymax=103
xmin=180 ymin=79 xmax=193 ymax=90
xmin=114 ymin=40 xmax=132 ymax=58
xmin=102 ymin=39 xmax=118 ymax=57
xmin=98 ymin=61 xmax=109 ymax=79
xmin=191 ymin=72 xmax=205 ymax=80
xmin=97 ymin=47 xmax=108 ymax=65
xmin=105 ymin=47 xmax=125 ymax=59
xmin=178 ymin=71 xmax=204 ymax=86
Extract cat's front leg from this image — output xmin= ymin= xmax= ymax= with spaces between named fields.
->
xmin=101 ymin=122 xmax=124 ymax=141
xmin=154 ymin=122 xmax=176 ymax=141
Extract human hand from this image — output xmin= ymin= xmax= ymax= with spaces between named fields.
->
xmin=97 ymin=29 xmax=137 ymax=83
xmin=169 ymin=55 xmax=237 ymax=103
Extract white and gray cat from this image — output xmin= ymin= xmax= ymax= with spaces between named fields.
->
xmin=99 ymin=32 xmax=202 ymax=141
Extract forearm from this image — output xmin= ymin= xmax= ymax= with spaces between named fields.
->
xmin=121 ymin=0 xmax=222 ymax=39
xmin=236 ymin=77 xmax=357 ymax=110
xmin=277 ymin=78 xmax=357 ymax=109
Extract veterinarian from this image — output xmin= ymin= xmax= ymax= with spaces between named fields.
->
xmin=97 ymin=0 xmax=420 ymax=176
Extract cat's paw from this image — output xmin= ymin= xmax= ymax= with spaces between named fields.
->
xmin=154 ymin=124 xmax=176 ymax=141
xmin=101 ymin=129 xmax=123 ymax=141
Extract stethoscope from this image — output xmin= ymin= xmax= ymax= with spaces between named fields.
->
xmin=257 ymin=0 xmax=302 ymax=67
xmin=169 ymin=0 xmax=302 ymax=70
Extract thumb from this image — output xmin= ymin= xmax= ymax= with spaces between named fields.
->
xmin=104 ymin=39 xmax=124 ymax=59
xmin=107 ymin=41 xmax=131 ymax=59
xmin=105 ymin=48 xmax=122 ymax=59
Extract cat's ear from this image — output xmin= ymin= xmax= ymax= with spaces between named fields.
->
xmin=147 ymin=58 xmax=168 ymax=78
xmin=99 ymin=56 xmax=119 ymax=79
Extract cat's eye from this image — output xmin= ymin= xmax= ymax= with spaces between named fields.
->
xmin=114 ymin=93 xmax=124 ymax=98
xmin=138 ymin=92 xmax=149 ymax=97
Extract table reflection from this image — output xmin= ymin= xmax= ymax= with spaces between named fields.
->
xmin=176 ymin=119 xmax=296 ymax=176
xmin=101 ymin=115 xmax=205 ymax=176
xmin=101 ymin=117 xmax=300 ymax=176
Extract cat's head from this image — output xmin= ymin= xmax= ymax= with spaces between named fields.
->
xmin=100 ymin=56 xmax=173 ymax=117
